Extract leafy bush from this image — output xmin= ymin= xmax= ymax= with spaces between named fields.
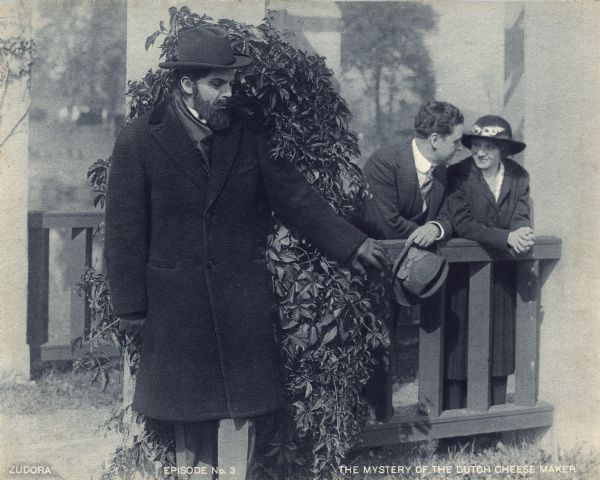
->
xmin=82 ymin=7 xmax=389 ymax=479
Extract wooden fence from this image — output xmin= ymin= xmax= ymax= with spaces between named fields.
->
xmin=27 ymin=211 xmax=561 ymax=442
xmin=27 ymin=211 xmax=108 ymax=363
xmin=363 ymin=236 xmax=561 ymax=444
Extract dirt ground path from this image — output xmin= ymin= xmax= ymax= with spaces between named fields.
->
xmin=0 ymin=406 xmax=120 ymax=479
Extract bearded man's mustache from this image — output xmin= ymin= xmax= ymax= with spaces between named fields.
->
xmin=192 ymin=93 xmax=232 ymax=131
xmin=207 ymin=109 xmax=231 ymax=131
xmin=212 ymin=99 xmax=230 ymax=110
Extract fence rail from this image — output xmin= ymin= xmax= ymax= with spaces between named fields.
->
xmin=363 ymin=236 xmax=561 ymax=444
xmin=27 ymin=211 xmax=105 ymax=363
xmin=27 ymin=211 xmax=561 ymax=443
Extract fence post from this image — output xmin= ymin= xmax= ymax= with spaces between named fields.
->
xmin=467 ymin=262 xmax=492 ymax=411
xmin=69 ymin=228 xmax=94 ymax=341
xmin=27 ymin=212 xmax=49 ymax=371
xmin=418 ymin=286 xmax=445 ymax=417
xmin=515 ymin=260 xmax=540 ymax=406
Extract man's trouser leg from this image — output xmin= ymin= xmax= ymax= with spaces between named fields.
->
xmin=174 ymin=418 xmax=255 ymax=480
xmin=491 ymin=376 xmax=508 ymax=406
xmin=218 ymin=418 xmax=256 ymax=480
xmin=363 ymin=302 xmax=410 ymax=423
xmin=363 ymin=343 xmax=394 ymax=422
xmin=175 ymin=421 xmax=218 ymax=479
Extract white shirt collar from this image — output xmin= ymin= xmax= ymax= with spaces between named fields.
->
xmin=186 ymin=105 xmax=209 ymax=126
xmin=412 ymin=138 xmax=434 ymax=174
xmin=186 ymin=105 xmax=199 ymax=118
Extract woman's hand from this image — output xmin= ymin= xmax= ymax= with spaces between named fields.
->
xmin=507 ymin=227 xmax=535 ymax=254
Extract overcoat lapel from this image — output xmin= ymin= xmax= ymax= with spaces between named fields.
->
xmin=150 ymin=103 xmax=207 ymax=189
xmin=205 ymin=122 xmax=242 ymax=213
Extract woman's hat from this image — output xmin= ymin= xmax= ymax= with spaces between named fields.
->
xmin=392 ymin=244 xmax=449 ymax=307
xmin=461 ymin=115 xmax=526 ymax=156
xmin=159 ymin=27 xmax=253 ymax=70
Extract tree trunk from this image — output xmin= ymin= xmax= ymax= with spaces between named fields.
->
xmin=374 ymin=63 xmax=382 ymax=141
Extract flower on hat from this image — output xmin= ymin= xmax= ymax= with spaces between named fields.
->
xmin=472 ymin=124 xmax=505 ymax=137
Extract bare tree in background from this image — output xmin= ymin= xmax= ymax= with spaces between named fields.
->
xmin=339 ymin=2 xmax=437 ymax=147
xmin=33 ymin=0 xmax=126 ymax=123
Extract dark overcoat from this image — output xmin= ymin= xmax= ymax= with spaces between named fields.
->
xmin=104 ymin=101 xmax=366 ymax=421
xmin=444 ymin=156 xmax=531 ymax=379
xmin=361 ymin=139 xmax=452 ymax=240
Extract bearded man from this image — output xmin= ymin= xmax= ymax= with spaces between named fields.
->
xmin=104 ymin=26 xmax=388 ymax=479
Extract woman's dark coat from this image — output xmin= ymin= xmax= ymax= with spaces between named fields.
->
xmin=104 ymin=101 xmax=366 ymax=421
xmin=444 ymin=156 xmax=531 ymax=379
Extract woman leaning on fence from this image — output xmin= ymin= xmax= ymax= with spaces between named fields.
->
xmin=443 ymin=115 xmax=534 ymax=410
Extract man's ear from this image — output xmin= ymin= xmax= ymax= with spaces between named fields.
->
xmin=179 ymin=75 xmax=194 ymax=96
xmin=429 ymin=132 xmax=440 ymax=151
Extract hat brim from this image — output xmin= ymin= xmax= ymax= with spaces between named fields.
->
xmin=392 ymin=244 xmax=449 ymax=307
xmin=159 ymin=53 xmax=253 ymax=70
xmin=391 ymin=243 xmax=412 ymax=282
xmin=461 ymin=134 xmax=526 ymax=156
xmin=394 ymin=259 xmax=449 ymax=307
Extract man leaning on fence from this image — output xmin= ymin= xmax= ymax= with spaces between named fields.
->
xmin=361 ymin=101 xmax=464 ymax=421
xmin=104 ymin=26 xmax=388 ymax=479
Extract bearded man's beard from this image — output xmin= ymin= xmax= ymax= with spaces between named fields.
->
xmin=192 ymin=87 xmax=231 ymax=131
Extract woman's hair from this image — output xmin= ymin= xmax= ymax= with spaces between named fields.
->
xmin=498 ymin=142 xmax=514 ymax=159
xmin=414 ymin=100 xmax=464 ymax=139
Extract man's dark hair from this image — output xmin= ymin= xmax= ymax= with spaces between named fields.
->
xmin=174 ymin=69 xmax=211 ymax=92
xmin=414 ymin=100 xmax=464 ymax=139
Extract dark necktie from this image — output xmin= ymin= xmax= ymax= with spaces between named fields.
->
xmin=196 ymin=134 xmax=214 ymax=171
xmin=420 ymin=167 xmax=434 ymax=209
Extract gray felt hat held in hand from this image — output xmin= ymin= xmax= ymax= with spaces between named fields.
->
xmin=392 ymin=244 xmax=449 ymax=307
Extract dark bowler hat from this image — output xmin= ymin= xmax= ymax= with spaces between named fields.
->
xmin=159 ymin=26 xmax=252 ymax=70
xmin=392 ymin=244 xmax=449 ymax=307
xmin=461 ymin=115 xmax=526 ymax=156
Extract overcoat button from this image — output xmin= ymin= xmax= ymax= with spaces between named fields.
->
xmin=206 ymin=260 xmax=215 ymax=270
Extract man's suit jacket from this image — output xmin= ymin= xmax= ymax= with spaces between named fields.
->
xmin=359 ymin=139 xmax=452 ymax=422
xmin=104 ymin=100 xmax=367 ymax=422
xmin=361 ymin=139 xmax=451 ymax=240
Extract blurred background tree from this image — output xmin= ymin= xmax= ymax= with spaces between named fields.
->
xmin=338 ymin=1 xmax=437 ymax=157
xmin=29 ymin=0 xmax=126 ymax=212
xmin=34 ymin=0 xmax=125 ymax=121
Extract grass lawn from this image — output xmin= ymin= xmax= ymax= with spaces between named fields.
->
xmin=0 ymin=366 xmax=122 ymax=480
xmin=333 ymin=438 xmax=599 ymax=480
xmin=0 ymin=367 xmax=597 ymax=479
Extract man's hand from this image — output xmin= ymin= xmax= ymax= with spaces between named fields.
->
xmin=406 ymin=223 xmax=441 ymax=248
xmin=507 ymin=226 xmax=535 ymax=254
xmin=350 ymin=238 xmax=390 ymax=275
xmin=119 ymin=316 xmax=146 ymax=337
